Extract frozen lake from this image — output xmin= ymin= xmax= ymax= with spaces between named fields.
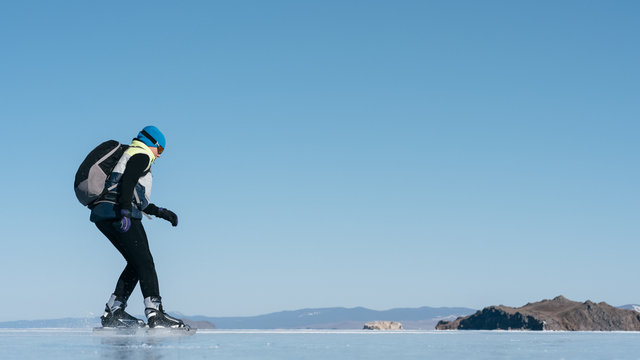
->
xmin=2 ymin=329 xmax=640 ymax=360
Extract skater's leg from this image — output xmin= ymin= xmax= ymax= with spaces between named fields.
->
xmin=96 ymin=219 xmax=160 ymax=298
xmin=95 ymin=220 xmax=150 ymax=328
xmin=114 ymin=264 xmax=139 ymax=300
xmin=96 ymin=221 xmax=141 ymax=300
xmin=124 ymin=220 xmax=160 ymax=298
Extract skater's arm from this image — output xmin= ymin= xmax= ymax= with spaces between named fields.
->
xmin=143 ymin=203 xmax=179 ymax=227
xmin=118 ymin=153 xmax=151 ymax=212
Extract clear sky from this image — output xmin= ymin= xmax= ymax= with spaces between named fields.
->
xmin=0 ymin=1 xmax=638 ymax=321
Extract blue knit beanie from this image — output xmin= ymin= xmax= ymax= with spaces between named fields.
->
xmin=137 ymin=126 xmax=166 ymax=149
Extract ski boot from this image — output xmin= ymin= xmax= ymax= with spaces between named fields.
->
xmin=144 ymin=296 xmax=187 ymax=328
xmin=101 ymin=294 xmax=146 ymax=328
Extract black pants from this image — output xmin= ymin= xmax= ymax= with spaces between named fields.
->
xmin=96 ymin=219 xmax=160 ymax=300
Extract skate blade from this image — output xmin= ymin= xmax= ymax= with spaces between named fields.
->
xmin=93 ymin=327 xmax=197 ymax=336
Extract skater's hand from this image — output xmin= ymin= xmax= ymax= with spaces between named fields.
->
xmin=157 ymin=208 xmax=178 ymax=227
xmin=113 ymin=209 xmax=131 ymax=233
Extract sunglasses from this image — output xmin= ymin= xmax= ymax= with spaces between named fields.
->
xmin=140 ymin=130 xmax=164 ymax=154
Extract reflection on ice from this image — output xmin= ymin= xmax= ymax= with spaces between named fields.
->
xmin=2 ymin=329 xmax=640 ymax=360
xmin=98 ymin=337 xmax=166 ymax=360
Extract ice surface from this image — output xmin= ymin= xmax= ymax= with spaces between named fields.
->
xmin=2 ymin=329 xmax=640 ymax=360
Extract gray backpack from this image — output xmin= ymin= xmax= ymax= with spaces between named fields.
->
xmin=74 ymin=140 xmax=128 ymax=206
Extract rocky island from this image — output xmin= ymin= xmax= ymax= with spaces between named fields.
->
xmin=436 ymin=296 xmax=640 ymax=331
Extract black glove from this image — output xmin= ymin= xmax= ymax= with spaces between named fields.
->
xmin=113 ymin=209 xmax=132 ymax=233
xmin=157 ymin=207 xmax=178 ymax=227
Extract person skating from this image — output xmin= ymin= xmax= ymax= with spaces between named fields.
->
xmin=89 ymin=126 xmax=186 ymax=328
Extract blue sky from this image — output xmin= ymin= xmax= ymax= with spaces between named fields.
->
xmin=0 ymin=1 xmax=638 ymax=321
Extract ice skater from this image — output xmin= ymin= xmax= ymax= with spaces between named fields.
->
xmin=89 ymin=126 xmax=186 ymax=328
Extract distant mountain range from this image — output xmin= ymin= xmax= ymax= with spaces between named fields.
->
xmin=188 ymin=306 xmax=476 ymax=329
xmin=2 ymin=304 xmax=637 ymax=330
xmin=0 ymin=306 xmax=475 ymax=330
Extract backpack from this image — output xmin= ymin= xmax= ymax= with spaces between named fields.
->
xmin=74 ymin=140 xmax=129 ymax=206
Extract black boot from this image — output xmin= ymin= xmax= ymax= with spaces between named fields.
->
xmin=101 ymin=294 xmax=145 ymax=328
xmin=144 ymin=296 xmax=187 ymax=328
